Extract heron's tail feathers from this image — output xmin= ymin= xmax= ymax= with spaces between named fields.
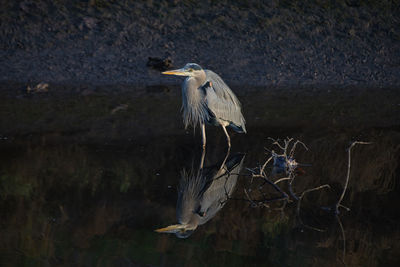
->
xmin=229 ymin=123 xmax=246 ymax=133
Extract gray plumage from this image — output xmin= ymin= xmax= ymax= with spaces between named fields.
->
xmin=163 ymin=63 xmax=246 ymax=147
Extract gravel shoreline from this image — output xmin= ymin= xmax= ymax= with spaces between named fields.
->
xmin=1 ymin=1 xmax=399 ymax=87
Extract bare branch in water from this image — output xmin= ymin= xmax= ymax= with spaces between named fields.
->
xmin=288 ymin=172 xmax=299 ymax=201
xmin=296 ymin=184 xmax=331 ymax=232
xmin=289 ymin=140 xmax=308 ymax=159
xmin=244 ymin=137 xmax=308 ymax=208
xmin=260 ymin=156 xmax=273 ymax=177
xmin=335 ymin=141 xmax=372 ymax=214
xmin=242 ymin=138 xmax=370 ymax=265
xmin=267 ymin=137 xmax=287 ymax=151
xmin=274 ymin=177 xmax=291 ymax=184
xmin=337 ymin=215 xmax=346 ymax=266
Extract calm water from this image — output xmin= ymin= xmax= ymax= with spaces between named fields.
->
xmin=0 ymin=85 xmax=399 ymax=266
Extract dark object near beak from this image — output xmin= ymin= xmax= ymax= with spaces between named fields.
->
xmin=146 ymin=57 xmax=173 ymax=71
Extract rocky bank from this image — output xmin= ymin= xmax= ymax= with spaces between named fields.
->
xmin=1 ymin=0 xmax=399 ymax=87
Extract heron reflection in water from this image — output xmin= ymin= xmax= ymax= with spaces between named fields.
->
xmin=162 ymin=63 xmax=246 ymax=148
xmin=155 ymin=150 xmax=245 ymax=238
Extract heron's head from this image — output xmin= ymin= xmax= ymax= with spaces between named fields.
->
xmin=162 ymin=63 xmax=203 ymax=77
xmin=155 ymin=223 xmax=197 ymax=238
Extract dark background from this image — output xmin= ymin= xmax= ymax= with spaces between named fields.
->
xmin=1 ymin=0 xmax=399 ymax=86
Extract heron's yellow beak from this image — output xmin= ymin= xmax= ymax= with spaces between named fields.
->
xmin=155 ymin=224 xmax=185 ymax=233
xmin=162 ymin=69 xmax=188 ymax=76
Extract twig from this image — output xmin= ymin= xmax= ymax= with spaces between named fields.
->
xmin=274 ymin=177 xmax=291 ymax=184
xmin=288 ymin=173 xmax=299 ymax=201
xmin=338 ymin=204 xmax=351 ymax=212
xmin=244 ymin=188 xmax=257 ymax=207
xmin=268 ymin=137 xmax=286 ymax=150
xmin=260 ymin=176 xmax=289 ymax=199
xmin=296 ymin=184 xmax=331 ymax=232
xmin=337 ymin=215 xmax=346 ymax=266
xmin=335 ymin=141 xmax=371 ymax=214
xmin=283 ymin=138 xmax=293 ymax=156
xmin=245 ymin=167 xmax=257 ymax=174
xmin=260 ymin=156 xmax=273 ymax=177
xmin=243 ymin=181 xmax=289 ymax=207
xmin=289 ymin=140 xmax=308 ymax=159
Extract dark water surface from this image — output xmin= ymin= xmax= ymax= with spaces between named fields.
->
xmin=0 ymin=85 xmax=399 ymax=266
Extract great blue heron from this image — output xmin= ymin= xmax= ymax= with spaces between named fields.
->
xmin=162 ymin=63 xmax=246 ymax=148
xmin=155 ymin=150 xmax=245 ymax=238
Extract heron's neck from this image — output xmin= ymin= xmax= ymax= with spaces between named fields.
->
xmin=185 ymin=72 xmax=207 ymax=104
xmin=182 ymin=70 xmax=208 ymax=128
xmin=187 ymin=214 xmax=201 ymax=229
xmin=188 ymin=71 xmax=206 ymax=88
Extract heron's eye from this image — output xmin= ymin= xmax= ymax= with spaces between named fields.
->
xmin=188 ymin=68 xmax=193 ymax=72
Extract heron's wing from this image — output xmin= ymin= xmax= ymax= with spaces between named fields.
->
xmin=204 ymin=70 xmax=246 ymax=132
xmin=197 ymin=153 xmax=245 ymax=225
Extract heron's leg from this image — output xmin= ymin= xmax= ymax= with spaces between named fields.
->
xmin=218 ymin=146 xmax=231 ymax=172
xmin=221 ymin=125 xmax=231 ymax=148
xmin=201 ymin=122 xmax=206 ymax=149
xmin=199 ymin=147 xmax=206 ymax=170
